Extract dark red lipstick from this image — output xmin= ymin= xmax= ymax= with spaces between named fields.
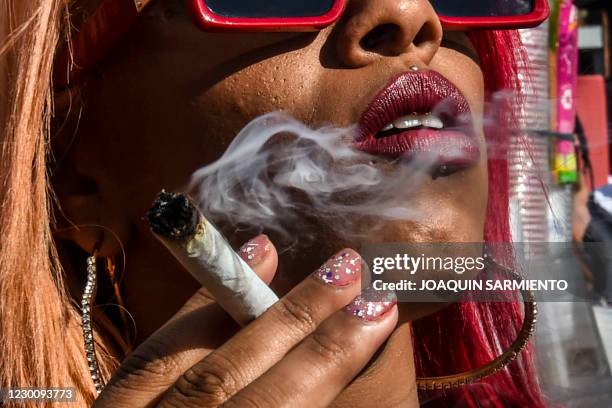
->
xmin=354 ymin=70 xmax=480 ymax=168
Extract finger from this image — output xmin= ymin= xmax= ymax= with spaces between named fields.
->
xmin=160 ymin=249 xmax=363 ymax=408
xmin=94 ymin=235 xmax=277 ymax=408
xmin=226 ymin=290 xmax=398 ymax=408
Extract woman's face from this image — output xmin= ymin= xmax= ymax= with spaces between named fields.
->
xmin=55 ymin=0 xmax=487 ymax=335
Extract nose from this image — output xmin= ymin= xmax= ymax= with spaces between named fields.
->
xmin=335 ymin=0 xmax=443 ymax=68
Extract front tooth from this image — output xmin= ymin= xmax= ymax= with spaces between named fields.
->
xmin=420 ymin=115 xmax=443 ymax=129
xmin=393 ymin=114 xmax=421 ymax=129
xmin=381 ymin=123 xmax=394 ymax=132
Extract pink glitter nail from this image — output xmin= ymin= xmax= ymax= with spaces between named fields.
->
xmin=313 ymin=249 xmax=361 ymax=286
xmin=238 ymin=235 xmax=271 ymax=266
xmin=346 ymin=288 xmax=396 ymax=321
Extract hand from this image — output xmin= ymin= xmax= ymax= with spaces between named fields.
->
xmin=93 ymin=236 xmax=402 ymax=408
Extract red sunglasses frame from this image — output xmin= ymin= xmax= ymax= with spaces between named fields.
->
xmin=188 ymin=0 xmax=347 ymax=32
xmin=53 ymin=0 xmax=549 ymax=89
xmin=190 ymin=0 xmax=549 ymax=31
xmin=436 ymin=0 xmax=550 ymax=30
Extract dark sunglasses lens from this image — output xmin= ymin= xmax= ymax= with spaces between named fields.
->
xmin=430 ymin=0 xmax=535 ymax=17
xmin=205 ymin=0 xmax=335 ymax=18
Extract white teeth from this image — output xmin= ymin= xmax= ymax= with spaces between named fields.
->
xmin=393 ymin=115 xmax=422 ymax=129
xmin=381 ymin=113 xmax=444 ymax=132
xmin=421 ymin=115 xmax=444 ymax=129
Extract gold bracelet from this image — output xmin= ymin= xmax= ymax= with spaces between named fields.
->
xmin=416 ymin=263 xmax=537 ymax=390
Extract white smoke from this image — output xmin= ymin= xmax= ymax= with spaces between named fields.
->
xmin=188 ymin=112 xmax=465 ymax=243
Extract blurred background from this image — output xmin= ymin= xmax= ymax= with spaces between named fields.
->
xmin=511 ymin=0 xmax=612 ymax=405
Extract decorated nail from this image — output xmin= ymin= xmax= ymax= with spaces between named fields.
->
xmin=238 ymin=235 xmax=271 ymax=266
xmin=346 ymin=288 xmax=396 ymax=321
xmin=313 ymin=249 xmax=361 ymax=286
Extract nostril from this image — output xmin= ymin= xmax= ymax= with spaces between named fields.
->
xmin=413 ymin=23 xmax=438 ymax=49
xmin=359 ymin=24 xmax=402 ymax=54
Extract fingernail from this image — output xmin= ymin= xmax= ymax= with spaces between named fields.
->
xmin=346 ymin=288 xmax=396 ymax=321
xmin=238 ymin=235 xmax=271 ymax=266
xmin=313 ymin=249 xmax=361 ymax=286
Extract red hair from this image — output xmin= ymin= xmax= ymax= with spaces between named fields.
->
xmin=412 ymin=30 xmax=547 ymax=407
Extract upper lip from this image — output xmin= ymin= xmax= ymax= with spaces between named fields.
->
xmin=355 ymin=70 xmax=472 ymax=142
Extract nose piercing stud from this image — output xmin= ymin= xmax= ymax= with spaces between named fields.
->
xmin=409 ymin=65 xmax=419 ymax=71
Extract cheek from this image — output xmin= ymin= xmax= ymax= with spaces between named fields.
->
xmin=200 ymin=46 xmax=323 ymax=128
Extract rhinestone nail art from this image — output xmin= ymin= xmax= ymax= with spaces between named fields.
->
xmin=238 ymin=235 xmax=271 ymax=266
xmin=314 ymin=249 xmax=361 ymax=286
xmin=346 ymin=288 xmax=397 ymax=321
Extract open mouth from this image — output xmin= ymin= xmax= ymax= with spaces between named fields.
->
xmin=354 ymin=70 xmax=480 ymax=173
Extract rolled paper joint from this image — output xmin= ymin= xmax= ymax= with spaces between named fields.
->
xmin=146 ymin=190 xmax=279 ymax=326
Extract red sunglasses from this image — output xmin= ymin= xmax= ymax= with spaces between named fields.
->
xmin=54 ymin=0 xmax=549 ymax=88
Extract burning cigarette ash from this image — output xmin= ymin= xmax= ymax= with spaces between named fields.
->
xmin=146 ymin=190 xmax=278 ymax=325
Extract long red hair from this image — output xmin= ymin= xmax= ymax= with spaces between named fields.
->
xmin=412 ymin=30 xmax=547 ymax=407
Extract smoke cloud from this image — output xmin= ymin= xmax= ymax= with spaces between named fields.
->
xmin=187 ymin=112 xmax=470 ymax=244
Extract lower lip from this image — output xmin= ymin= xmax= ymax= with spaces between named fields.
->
xmin=354 ymin=129 xmax=481 ymax=166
